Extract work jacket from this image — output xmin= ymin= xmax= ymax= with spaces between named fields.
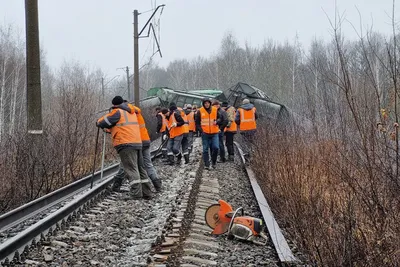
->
xmin=167 ymin=109 xmax=185 ymax=138
xmin=186 ymin=111 xmax=196 ymax=132
xmin=235 ymin=103 xmax=258 ymax=132
xmin=216 ymin=107 xmax=229 ymax=132
xmin=97 ymin=103 xmax=142 ymax=152
xmin=177 ymin=107 xmax=190 ymax=134
xmin=196 ymin=106 xmax=220 ymax=134
xmin=224 ymin=105 xmax=237 ymax=133
xmin=128 ymin=104 xmax=151 ymax=148
xmin=156 ymin=112 xmax=168 ymax=133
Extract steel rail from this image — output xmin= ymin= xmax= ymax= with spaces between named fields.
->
xmin=0 ymin=164 xmax=119 ymax=233
xmin=0 ymin=147 xmax=162 ymax=264
xmin=0 ymin=174 xmax=114 ymax=263
xmin=0 ymin=147 xmax=162 ymax=233
xmin=234 ymin=141 xmax=299 ymax=264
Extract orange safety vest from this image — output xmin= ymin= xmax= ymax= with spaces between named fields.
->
xmin=238 ymin=107 xmax=257 ymax=131
xmin=199 ymin=106 xmax=219 ymax=134
xmin=187 ymin=111 xmax=196 ymax=132
xmin=99 ymin=108 xmax=142 ymax=148
xmin=158 ymin=112 xmax=168 ymax=133
xmin=168 ymin=112 xmax=184 ymax=139
xmin=225 ymin=107 xmax=238 ymax=133
xmin=178 ymin=107 xmax=189 ymax=134
xmin=128 ymin=104 xmax=150 ymax=146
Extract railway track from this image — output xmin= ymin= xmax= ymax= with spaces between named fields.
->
xmin=11 ymin=141 xmax=203 ymax=266
xmin=147 ymin=142 xmax=304 ymax=267
xmin=0 ymin=140 xmax=163 ymax=265
xmin=1 ymin=138 xmax=308 ymax=266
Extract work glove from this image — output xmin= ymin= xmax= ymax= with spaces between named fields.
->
xmin=227 ymin=121 xmax=232 ymax=127
xmin=171 ymin=122 xmax=177 ymax=128
xmin=162 ymin=135 xmax=167 ymax=141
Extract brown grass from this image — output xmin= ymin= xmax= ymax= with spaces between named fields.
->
xmin=0 ymin=107 xmax=158 ymax=214
xmin=252 ymin=127 xmax=400 ymax=266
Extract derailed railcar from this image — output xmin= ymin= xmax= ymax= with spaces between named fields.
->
xmin=143 ymin=87 xmax=217 ymax=108
xmin=223 ymin=82 xmax=289 ymax=125
xmin=223 ymin=82 xmax=311 ymax=133
xmin=102 ymin=84 xmax=309 ymax=133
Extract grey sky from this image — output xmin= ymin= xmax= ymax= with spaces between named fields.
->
xmin=1 ymin=0 xmax=398 ymax=78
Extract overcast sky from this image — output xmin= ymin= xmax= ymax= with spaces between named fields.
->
xmin=1 ymin=0 xmax=398 ymax=77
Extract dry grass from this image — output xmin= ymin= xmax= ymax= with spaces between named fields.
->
xmin=0 ymin=108 xmax=157 ymax=214
xmin=252 ymin=127 xmax=400 ymax=266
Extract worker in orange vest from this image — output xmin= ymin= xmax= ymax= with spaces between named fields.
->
xmin=96 ymin=96 xmax=152 ymax=199
xmin=156 ymin=107 xmax=169 ymax=159
xmin=221 ymin=101 xmax=237 ymax=161
xmin=235 ymin=98 xmax=258 ymax=159
xmin=185 ymin=104 xmax=196 ymax=154
xmin=192 ymin=105 xmax=200 ymax=137
xmin=166 ymin=102 xmax=186 ymax=165
xmin=127 ymin=102 xmax=162 ymax=192
xmin=112 ymin=101 xmax=162 ymax=193
xmin=212 ymin=100 xmax=229 ymax=163
xmin=195 ymin=98 xmax=223 ymax=170
xmin=177 ymin=106 xmax=190 ymax=164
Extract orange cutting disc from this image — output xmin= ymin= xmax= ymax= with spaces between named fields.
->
xmin=205 ymin=204 xmax=221 ymax=229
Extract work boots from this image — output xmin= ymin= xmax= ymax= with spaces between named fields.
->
xmin=153 ymin=180 xmax=162 ymax=193
xmin=111 ymin=178 xmax=123 ymax=192
xmin=184 ymin=154 xmax=189 ymax=164
xmin=217 ymin=157 xmax=226 ymax=163
xmin=211 ymin=162 xmax=217 ymax=169
xmin=228 ymin=155 xmax=234 ymax=162
xmin=176 ymin=154 xmax=182 ymax=164
xmin=165 ymin=155 xmax=175 ymax=166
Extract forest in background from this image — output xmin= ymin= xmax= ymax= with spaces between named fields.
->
xmin=1 ymin=12 xmax=399 ymax=265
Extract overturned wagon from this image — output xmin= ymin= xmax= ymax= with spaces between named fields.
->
xmin=141 ymin=83 xmax=311 ymax=132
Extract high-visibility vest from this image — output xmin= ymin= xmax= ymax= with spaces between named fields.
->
xmin=168 ymin=112 xmax=184 ymax=138
xmin=187 ymin=112 xmax=196 ymax=132
xmin=224 ymin=107 xmax=237 ymax=133
xmin=158 ymin=112 xmax=168 ymax=133
xmin=178 ymin=107 xmax=189 ymax=134
xmin=238 ymin=107 xmax=257 ymax=131
xmin=137 ymin=113 xmax=150 ymax=146
xmin=99 ymin=108 xmax=142 ymax=148
xmin=128 ymin=104 xmax=150 ymax=146
xmin=199 ymin=106 xmax=219 ymax=134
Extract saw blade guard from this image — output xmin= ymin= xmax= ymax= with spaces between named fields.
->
xmin=204 ymin=200 xmax=234 ymax=235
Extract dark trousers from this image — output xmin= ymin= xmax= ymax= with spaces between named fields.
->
xmin=218 ymin=131 xmax=226 ymax=160
xmin=182 ymin=133 xmax=189 ymax=156
xmin=161 ymin=132 xmax=168 ymax=158
xmin=167 ymin=134 xmax=183 ymax=156
xmin=225 ymin=132 xmax=235 ymax=155
xmin=114 ymin=147 xmax=152 ymax=198
xmin=142 ymin=145 xmax=161 ymax=190
xmin=201 ymin=133 xmax=219 ymax=166
xmin=187 ymin=132 xmax=194 ymax=153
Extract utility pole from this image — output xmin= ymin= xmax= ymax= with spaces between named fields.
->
xmin=133 ymin=10 xmax=139 ymax=106
xmin=126 ymin=66 xmax=131 ymax=101
xmin=133 ymin=4 xmax=165 ymax=107
xmin=101 ymin=75 xmax=119 ymax=100
xmin=101 ymin=77 xmax=104 ymax=98
xmin=25 ymin=0 xmax=42 ymax=135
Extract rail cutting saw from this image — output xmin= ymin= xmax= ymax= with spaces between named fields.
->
xmin=205 ymin=200 xmax=268 ymax=245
